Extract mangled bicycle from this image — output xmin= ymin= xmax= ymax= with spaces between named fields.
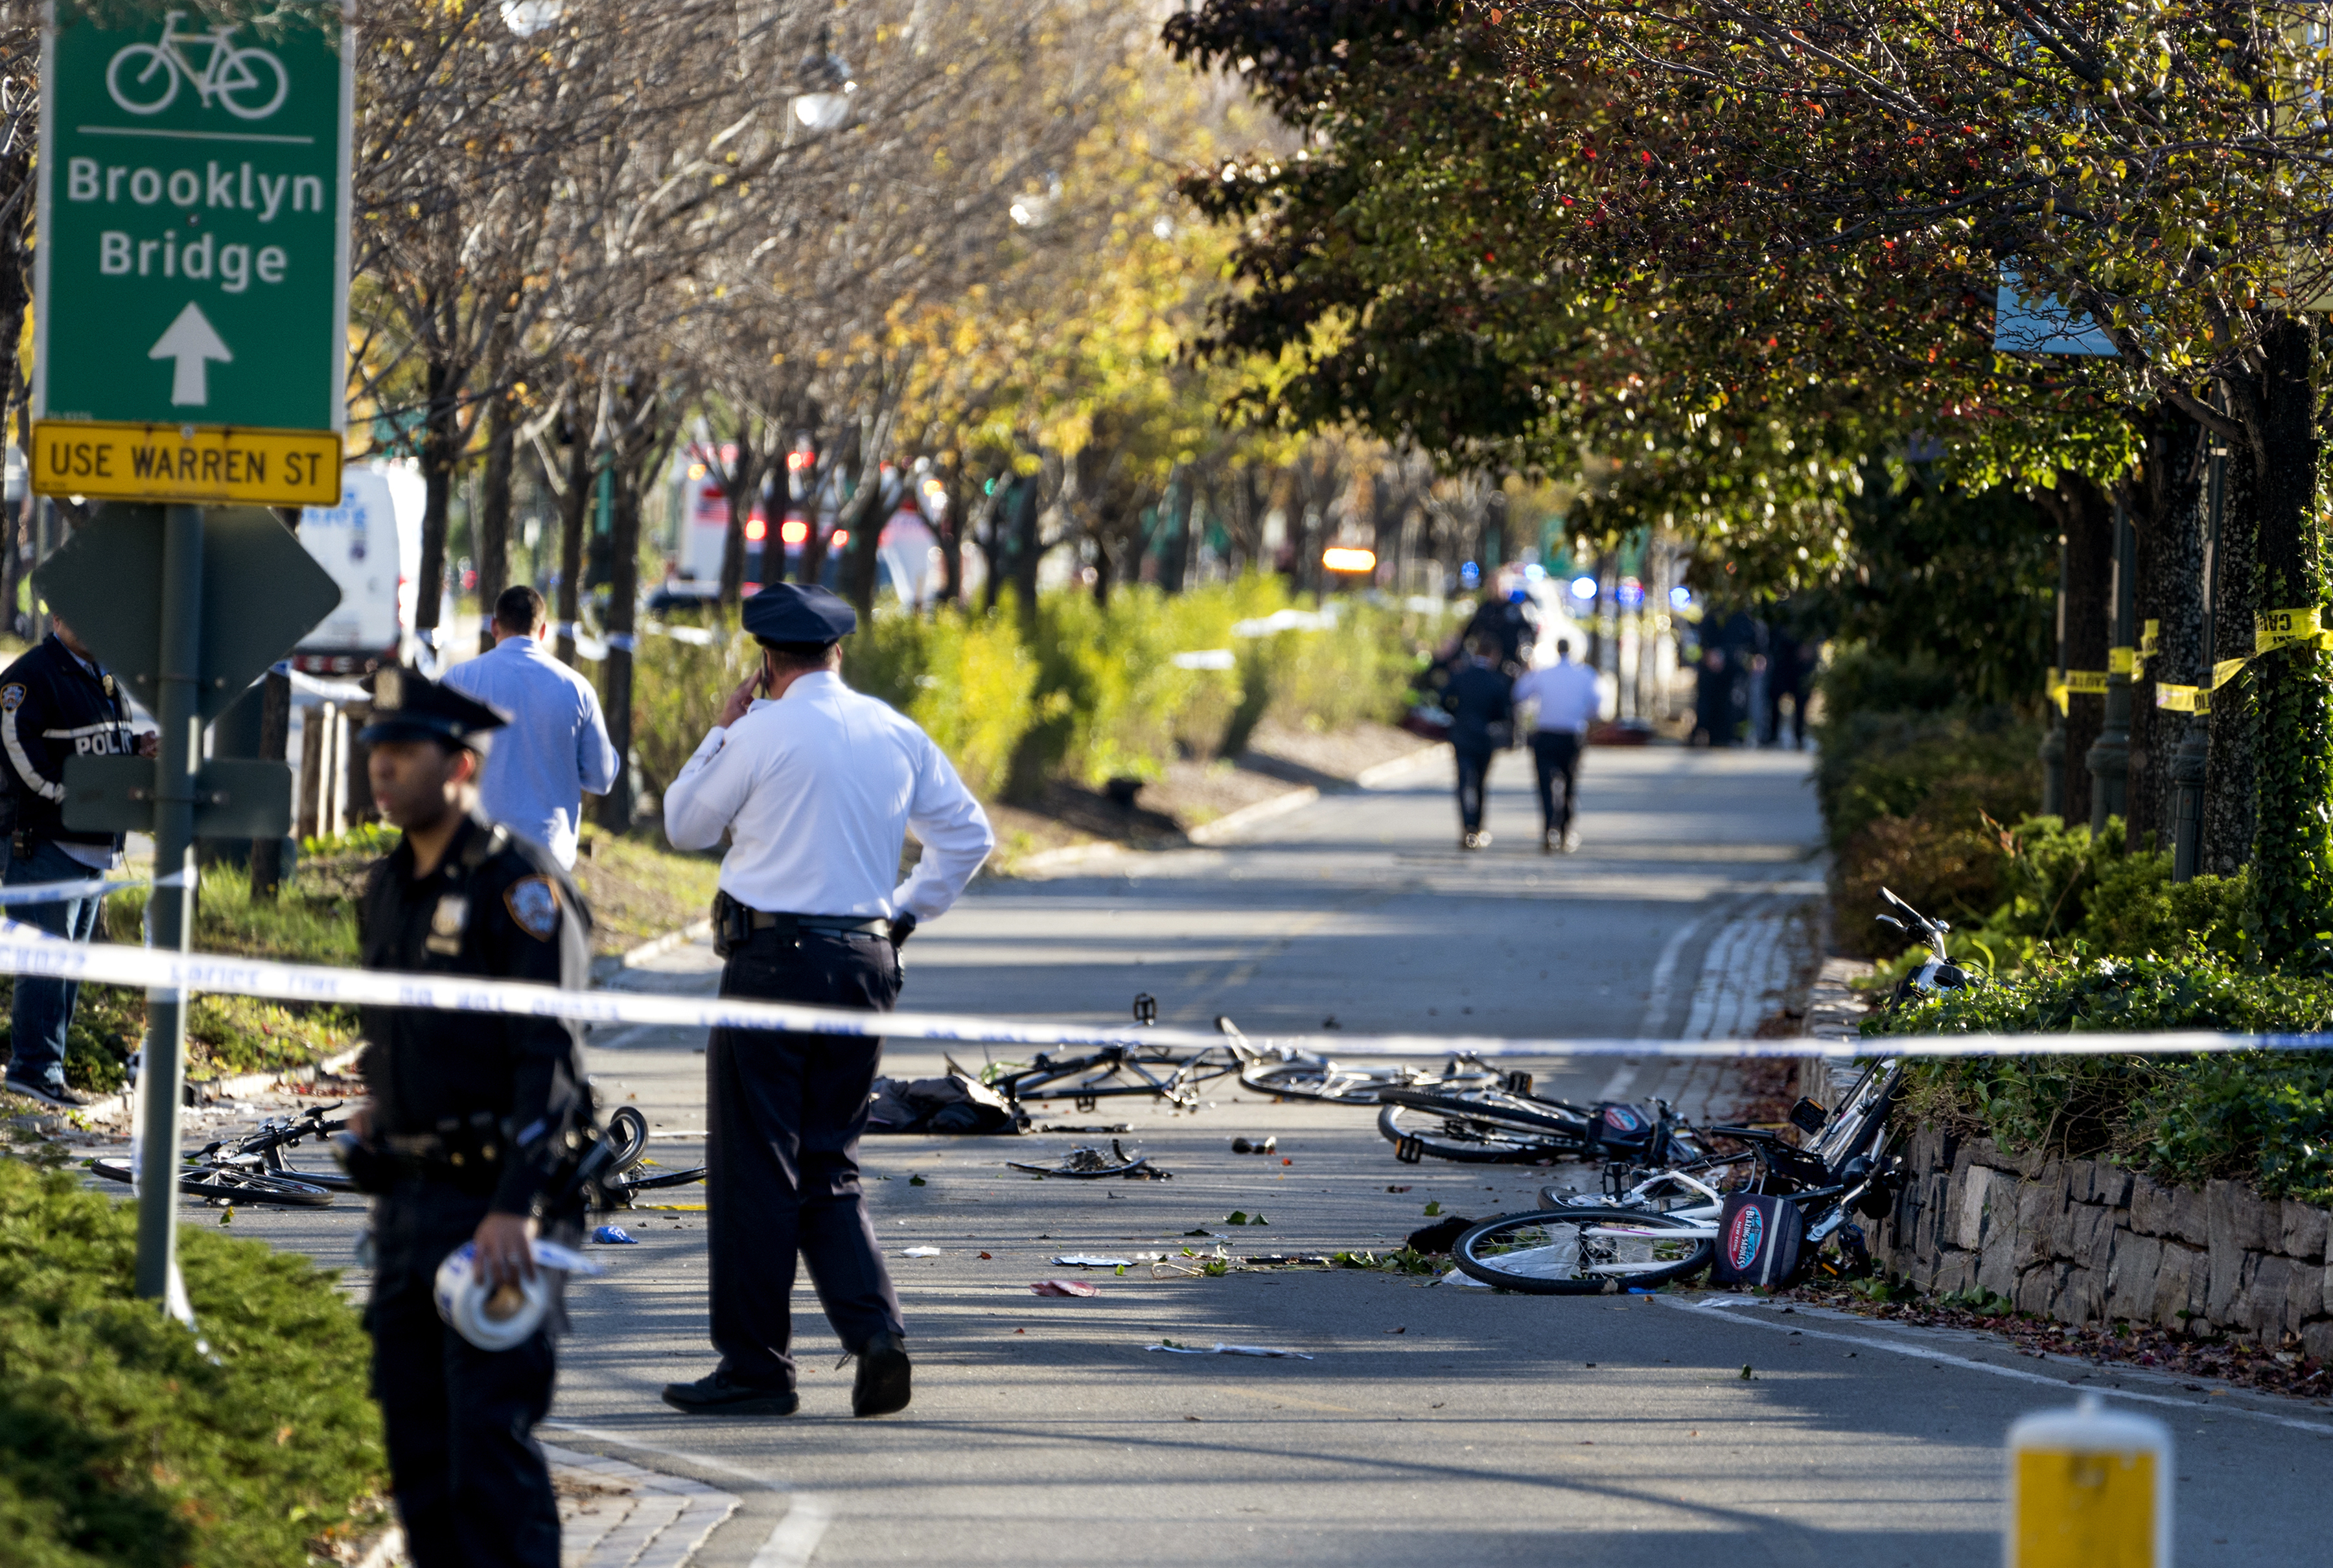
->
xmin=1445 ymin=1059 xmax=1907 ymax=1293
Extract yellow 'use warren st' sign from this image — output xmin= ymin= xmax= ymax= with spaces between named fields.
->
xmin=32 ymin=421 xmax=342 ymax=507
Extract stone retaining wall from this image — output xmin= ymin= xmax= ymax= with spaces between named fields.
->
xmin=1872 ymin=1124 xmax=2333 ymax=1359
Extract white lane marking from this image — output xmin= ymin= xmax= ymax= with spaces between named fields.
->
xmin=752 ymin=1495 xmax=835 ymax=1568
xmin=1638 ymin=913 xmax=1712 ymax=1039
xmin=1597 ymin=1064 xmax=1638 ymax=1100
xmin=1658 ymin=1296 xmax=2333 ymax=1436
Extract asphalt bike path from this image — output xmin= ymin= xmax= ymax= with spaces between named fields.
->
xmin=150 ymin=748 xmax=2332 ymax=1564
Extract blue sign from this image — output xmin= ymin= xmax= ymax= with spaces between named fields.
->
xmin=1994 ymin=268 xmax=2117 ymax=356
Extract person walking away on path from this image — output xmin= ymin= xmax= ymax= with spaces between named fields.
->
xmin=0 ymin=612 xmax=153 ymax=1107
xmin=1443 ymin=648 xmax=1513 ymax=851
xmin=439 ymin=586 xmax=618 ymax=868
xmin=1765 ymin=628 xmax=1811 ymax=749
xmin=338 ymin=669 xmax=594 ymax=1568
xmin=1511 ymin=637 xmax=1599 ymax=853
xmin=659 ymin=582 xmax=994 ymax=1419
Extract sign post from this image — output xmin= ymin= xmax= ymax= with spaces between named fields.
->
xmin=32 ymin=0 xmax=353 ymax=1308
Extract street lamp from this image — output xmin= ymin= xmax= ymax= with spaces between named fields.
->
xmin=791 ymin=26 xmax=856 ymax=133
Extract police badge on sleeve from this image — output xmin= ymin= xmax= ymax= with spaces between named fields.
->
xmin=1 ymin=685 xmax=23 ymax=712
xmin=505 ymin=877 xmax=561 ymax=941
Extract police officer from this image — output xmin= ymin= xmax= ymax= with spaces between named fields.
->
xmin=340 ymin=668 xmax=592 ymax=1568
xmin=660 ymin=583 xmax=993 ymax=1419
xmin=0 ymin=611 xmax=153 ymax=1107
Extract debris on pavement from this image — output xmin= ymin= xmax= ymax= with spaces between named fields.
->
xmin=866 ymin=1070 xmax=1017 ymax=1135
xmin=592 ymin=1225 xmax=638 ymax=1245
xmin=1239 ymin=1254 xmax=1334 ymax=1267
xmin=1052 ymin=1254 xmax=1134 ymax=1268
xmin=1223 ymin=1210 xmax=1268 ymax=1225
xmin=1038 ymin=1124 xmax=1133 ymax=1134
xmin=1147 ymin=1340 xmax=1314 ymax=1360
xmin=1005 ymin=1140 xmax=1164 ymax=1179
xmin=1230 ymin=1136 xmax=1277 ymax=1155
xmin=1030 ymin=1280 xmax=1102 ymax=1298
xmin=1386 ymin=1185 xmax=1412 ymax=1193
xmin=901 ymin=1247 xmax=943 ymax=1258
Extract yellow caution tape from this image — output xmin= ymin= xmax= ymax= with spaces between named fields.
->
xmin=2108 ymin=645 xmax=2136 ymax=676
xmin=2212 ymin=655 xmax=2251 ymax=689
xmin=2255 ymin=605 xmax=2332 ymax=655
xmin=2155 ymin=684 xmax=2209 ymax=713
xmin=2047 ymin=669 xmax=2111 ymax=713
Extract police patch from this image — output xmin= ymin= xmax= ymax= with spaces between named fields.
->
xmin=0 ymin=685 xmax=22 ymax=712
xmin=505 ymin=877 xmax=560 ymax=941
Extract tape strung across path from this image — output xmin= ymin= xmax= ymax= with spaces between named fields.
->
xmin=5 ymin=921 xmax=2333 ymax=1062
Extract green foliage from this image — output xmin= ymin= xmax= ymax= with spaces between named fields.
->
xmin=1868 ymin=952 xmax=2333 ymax=1203
xmin=1019 ymin=588 xmax=1227 ymax=787
xmin=852 ymin=610 xmax=1045 ymax=798
xmin=629 ymin=622 xmax=758 ymax=805
xmin=1818 ymin=462 xmax=2057 ymax=708
xmin=0 ymin=1160 xmax=386 ymax=1566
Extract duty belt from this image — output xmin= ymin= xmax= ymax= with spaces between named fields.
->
xmin=713 ymin=891 xmax=887 ymax=954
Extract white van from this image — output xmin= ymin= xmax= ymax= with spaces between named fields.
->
xmin=291 ymin=461 xmax=425 ymax=674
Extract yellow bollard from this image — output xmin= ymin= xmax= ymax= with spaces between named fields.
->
xmin=2006 ymin=1390 xmax=2172 ymax=1568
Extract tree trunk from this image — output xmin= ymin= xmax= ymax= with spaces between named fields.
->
xmin=2203 ymin=443 xmax=2259 ymax=877
xmin=2055 ymin=475 xmax=2113 ymax=822
xmin=598 ymin=458 xmax=642 ymax=831
xmin=2245 ymin=316 xmax=2328 ymax=962
xmin=555 ymin=406 xmax=592 ymax=669
xmin=416 ymin=356 xmax=459 ymax=656
xmin=1159 ymin=468 xmax=1195 ymax=594
xmin=249 ymin=669 xmax=293 ymax=900
xmin=1010 ymin=476 xmax=1044 ymax=613
xmin=474 ymin=389 xmax=517 ymax=653
xmin=844 ymin=464 xmax=891 ymax=619
xmin=2128 ymin=410 xmax=2208 ymax=852
xmin=716 ymin=422 xmax=761 ymax=609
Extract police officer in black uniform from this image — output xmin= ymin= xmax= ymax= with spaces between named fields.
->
xmin=340 ymin=668 xmax=592 ymax=1568
xmin=0 ymin=611 xmax=152 ymax=1106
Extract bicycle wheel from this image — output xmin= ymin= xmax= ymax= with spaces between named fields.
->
xmin=1454 ymin=1207 xmax=1713 ymax=1295
xmin=1377 ymin=1084 xmax=1588 ymax=1138
xmin=1240 ymin=1059 xmax=1387 ymax=1103
xmin=606 ymin=1105 xmax=651 ymax=1172
xmin=106 ymin=45 xmax=178 ymax=113
xmin=1377 ymin=1102 xmax=1572 ymax=1164
xmin=87 ymin=1156 xmax=334 ymax=1206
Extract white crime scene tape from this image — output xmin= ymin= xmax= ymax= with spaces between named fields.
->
xmin=0 ymin=921 xmax=2330 ymax=1061
xmin=0 ymin=877 xmax=147 ymax=905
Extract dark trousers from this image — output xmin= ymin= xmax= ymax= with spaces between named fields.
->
xmin=708 ymin=929 xmax=903 ymax=1389
xmin=369 ymin=1182 xmax=560 ymax=1568
xmin=5 ymin=837 xmax=106 ymax=1090
xmin=1454 ymin=744 xmax=1495 ymax=833
xmin=1529 ymin=731 xmax=1584 ymax=835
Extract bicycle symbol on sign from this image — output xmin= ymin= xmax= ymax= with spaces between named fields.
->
xmin=106 ymin=11 xmax=288 ymax=121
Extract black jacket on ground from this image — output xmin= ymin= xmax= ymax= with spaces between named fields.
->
xmin=358 ymin=813 xmax=594 ymax=1216
xmin=0 ymin=634 xmax=137 ymax=850
xmin=1443 ymin=662 xmax=1514 ymax=753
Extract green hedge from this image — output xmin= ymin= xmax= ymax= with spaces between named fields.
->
xmin=1866 ymin=953 xmax=2333 ymax=1205
xmin=0 ymin=1157 xmax=386 ymax=1566
xmin=635 ymin=577 xmax=1441 ymax=801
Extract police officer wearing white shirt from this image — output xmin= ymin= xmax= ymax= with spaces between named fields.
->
xmin=658 ymin=584 xmax=993 ymax=1419
xmin=1510 ymin=639 xmax=1601 ymax=854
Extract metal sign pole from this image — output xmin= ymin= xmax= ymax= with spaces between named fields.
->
xmin=132 ymin=501 xmax=203 ymax=1300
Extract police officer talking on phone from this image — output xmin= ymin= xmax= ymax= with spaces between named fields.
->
xmin=338 ymin=669 xmax=593 ymax=1568
xmin=660 ymin=582 xmax=993 ymax=1419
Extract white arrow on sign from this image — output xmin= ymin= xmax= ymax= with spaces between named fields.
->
xmin=148 ymin=302 xmax=233 ymax=405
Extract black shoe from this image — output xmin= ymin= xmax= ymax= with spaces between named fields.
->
xmin=661 ymin=1370 xmax=798 ymax=1417
xmin=851 ymin=1332 xmax=912 ymax=1418
xmin=5 ymin=1078 xmax=93 ymax=1110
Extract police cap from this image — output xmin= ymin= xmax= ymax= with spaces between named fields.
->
xmin=357 ymin=666 xmax=508 ymax=750
xmin=741 ymin=582 xmax=857 ymax=647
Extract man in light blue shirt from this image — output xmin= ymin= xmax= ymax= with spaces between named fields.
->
xmin=439 ymin=586 xmax=618 ymax=867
